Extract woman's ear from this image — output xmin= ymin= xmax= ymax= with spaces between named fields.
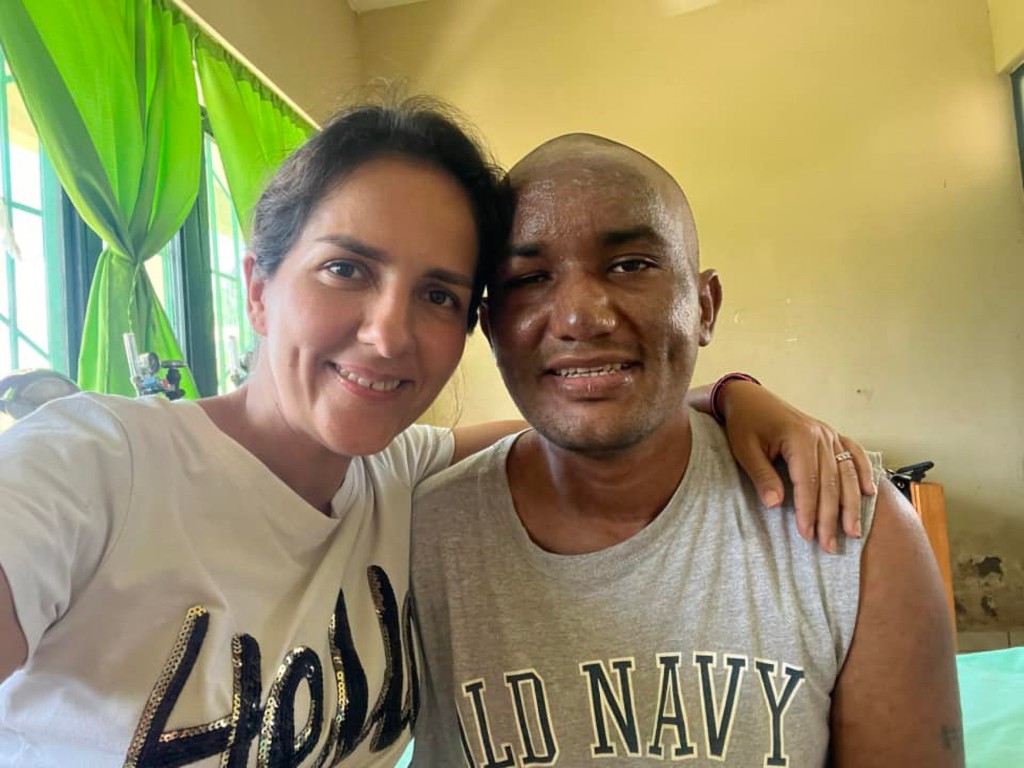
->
xmin=244 ymin=253 xmax=268 ymax=336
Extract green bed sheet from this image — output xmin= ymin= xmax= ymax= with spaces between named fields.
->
xmin=957 ymin=646 xmax=1024 ymax=767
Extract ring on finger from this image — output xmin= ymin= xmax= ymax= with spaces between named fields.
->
xmin=834 ymin=450 xmax=853 ymax=462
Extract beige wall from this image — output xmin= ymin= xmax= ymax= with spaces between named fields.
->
xmin=181 ymin=0 xmax=1024 ymax=628
xmin=178 ymin=0 xmax=363 ymax=122
xmin=989 ymin=0 xmax=1024 ymax=72
xmin=359 ymin=0 xmax=1024 ymax=629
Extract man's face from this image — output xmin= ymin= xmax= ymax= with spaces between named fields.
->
xmin=484 ymin=153 xmax=721 ymax=453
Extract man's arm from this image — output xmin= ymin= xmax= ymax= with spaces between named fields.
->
xmin=830 ymin=479 xmax=962 ymax=766
xmin=0 ymin=565 xmax=28 ymax=683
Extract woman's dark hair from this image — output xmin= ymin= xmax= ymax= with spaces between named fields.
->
xmin=249 ymin=97 xmax=510 ymax=330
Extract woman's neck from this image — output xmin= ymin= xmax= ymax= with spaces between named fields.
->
xmin=197 ymin=384 xmax=352 ymax=516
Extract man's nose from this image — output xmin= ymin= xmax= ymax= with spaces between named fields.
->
xmin=356 ymin=288 xmax=415 ymax=359
xmin=548 ymin=272 xmax=617 ymax=340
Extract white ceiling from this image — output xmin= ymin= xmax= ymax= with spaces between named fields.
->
xmin=347 ymin=0 xmax=426 ymax=13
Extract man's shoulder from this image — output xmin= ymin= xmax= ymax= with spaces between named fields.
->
xmin=413 ymin=433 xmax=516 ymax=509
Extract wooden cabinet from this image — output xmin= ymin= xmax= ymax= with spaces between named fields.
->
xmin=909 ymin=482 xmax=957 ymax=637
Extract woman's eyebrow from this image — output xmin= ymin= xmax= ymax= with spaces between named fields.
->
xmin=426 ymin=268 xmax=473 ymax=289
xmin=317 ymin=234 xmax=472 ymax=288
xmin=316 ymin=233 xmax=387 ymax=261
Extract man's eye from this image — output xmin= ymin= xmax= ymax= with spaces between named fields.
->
xmin=610 ymin=259 xmax=653 ymax=274
xmin=503 ymin=272 xmax=548 ymax=288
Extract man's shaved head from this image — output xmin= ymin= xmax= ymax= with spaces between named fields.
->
xmin=485 ymin=132 xmax=721 ymax=454
xmin=508 ymin=133 xmax=699 ymax=264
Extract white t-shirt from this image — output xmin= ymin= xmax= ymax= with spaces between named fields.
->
xmin=0 ymin=393 xmax=453 ymax=767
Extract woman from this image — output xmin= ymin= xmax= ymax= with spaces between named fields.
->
xmin=0 ymin=100 xmax=870 ymax=767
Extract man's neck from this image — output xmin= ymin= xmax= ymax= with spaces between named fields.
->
xmin=507 ymin=410 xmax=694 ymax=555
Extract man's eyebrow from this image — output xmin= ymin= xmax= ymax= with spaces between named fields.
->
xmin=600 ymin=225 xmax=666 ymax=246
xmin=507 ymin=242 xmax=542 ymax=258
xmin=317 ymin=234 xmax=472 ymax=288
xmin=316 ymin=234 xmax=386 ymax=261
xmin=507 ymin=226 xmax=665 ymax=257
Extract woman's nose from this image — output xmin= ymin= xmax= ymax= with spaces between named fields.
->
xmin=356 ymin=289 xmax=415 ymax=359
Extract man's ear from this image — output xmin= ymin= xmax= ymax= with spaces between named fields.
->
xmin=697 ymin=268 xmax=723 ymax=346
xmin=244 ymin=252 xmax=269 ymax=336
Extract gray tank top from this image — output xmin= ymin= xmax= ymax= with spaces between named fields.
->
xmin=411 ymin=411 xmax=882 ymax=766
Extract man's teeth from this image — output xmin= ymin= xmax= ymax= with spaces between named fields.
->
xmin=336 ymin=367 xmax=402 ymax=392
xmin=555 ymin=363 xmax=629 ymax=378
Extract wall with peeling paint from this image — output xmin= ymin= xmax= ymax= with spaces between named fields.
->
xmin=359 ymin=0 xmax=1024 ymax=628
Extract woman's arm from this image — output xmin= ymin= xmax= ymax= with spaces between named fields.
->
xmin=688 ymin=380 xmax=876 ymax=553
xmin=452 ymin=380 xmax=876 ymax=554
xmin=0 ymin=395 xmax=130 ymax=681
xmin=451 ymin=420 xmax=527 ymax=464
xmin=0 ymin=566 xmax=27 ymax=683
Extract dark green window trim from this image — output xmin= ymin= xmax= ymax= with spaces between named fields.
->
xmin=59 ymin=196 xmax=101 ymax=380
xmin=174 ymin=155 xmax=216 ymax=399
xmin=1013 ymin=64 xmax=1024 ymax=188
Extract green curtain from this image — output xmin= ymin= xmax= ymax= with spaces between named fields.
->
xmin=195 ymin=36 xmax=313 ymax=230
xmin=0 ymin=0 xmax=201 ymax=396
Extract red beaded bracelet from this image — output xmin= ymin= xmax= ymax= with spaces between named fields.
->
xmin=710 ymin=372 xmax=762 ymax=425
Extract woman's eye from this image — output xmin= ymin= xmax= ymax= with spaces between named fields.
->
xmin=325 ymin=260 xmax=360 ymax=279
xmin=610 ymin=258 xmax=653 ymax=274
xmin=426 ymin=288 xmax=459 ymax=309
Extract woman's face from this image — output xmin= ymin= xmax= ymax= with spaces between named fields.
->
xmin=246 ymin=155 xmax=478 ymax=457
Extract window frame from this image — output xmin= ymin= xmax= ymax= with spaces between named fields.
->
xmin=0 ymin=47 xmax=98 ymax=379
xmin=58 ymin=195 xmax=101 ymax=379
xmin=156 ymin=113 xmax=248 ymax=399
xmin=0 ymin=56 xmax=248 ymax=397
xmin=1013 ymin=64 xmax=1024 ymax=188
xmin=202 ymin=129 xmax=251 ymax=397
xmin=165 ymin=148 xmax=217 ymax=398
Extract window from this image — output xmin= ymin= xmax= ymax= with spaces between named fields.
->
xmin=144 ymin=126 xmax=250 ymax=398
xmin=0 ymin=48 xmax=98 ymax=382
xmin=0 ymin=50 xmax=249 ymax=397
xmin=0 ymin=50 xmax=67 ymax=375
xmin=204 ymin=134 xmax=250 ymax=394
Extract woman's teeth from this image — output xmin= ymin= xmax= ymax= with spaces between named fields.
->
xmin=335 ymin=366 xmax=402 ymax=392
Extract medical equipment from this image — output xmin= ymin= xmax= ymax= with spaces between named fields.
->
xmin=123 ymin=332 xmax=188 ymax=400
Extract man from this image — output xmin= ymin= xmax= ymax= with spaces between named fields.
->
xmin=410 ymin=134 xmax=961 ymax=766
